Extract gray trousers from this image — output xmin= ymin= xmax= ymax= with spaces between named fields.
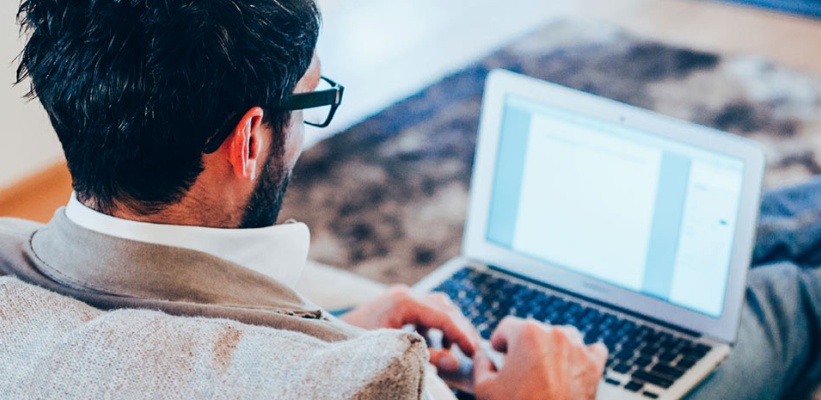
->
xmin=687 ymin=179 xmax=821 ymax=399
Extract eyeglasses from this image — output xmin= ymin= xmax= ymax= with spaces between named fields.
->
xmin=281 ymin=76 xmax=344 ymax=128
xmin=203 ymin=76 xmax=344 ymax=154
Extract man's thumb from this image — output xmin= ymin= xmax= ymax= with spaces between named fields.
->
xmin=473 ymin=351 xmax=499 ymax=387
xmin=429 ymin=348 xmax=461 ymax=374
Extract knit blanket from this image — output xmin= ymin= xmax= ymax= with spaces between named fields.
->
xmin=0 ymin=277 xmax=427 ymax=399
xmin=280 ymin=20 xmax=821 ymax=285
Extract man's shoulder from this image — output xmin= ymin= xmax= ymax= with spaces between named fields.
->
xmin=0 ymin=217 xmax=42 ymax=241
xmin=0 ymin=217 xmax=43 ymax=276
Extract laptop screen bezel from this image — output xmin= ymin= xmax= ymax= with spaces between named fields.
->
xmin=463 ymin=69 xmax=765 ymax=344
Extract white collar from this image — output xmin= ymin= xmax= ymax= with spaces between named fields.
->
xmin=64 ymin=193 xmax=310 ymax=289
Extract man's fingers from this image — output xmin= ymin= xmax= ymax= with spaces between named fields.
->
xmin=429 ymin=348 xmax=461 ymax=374
xmin=489 ymin=316 xmax=528 ymax=354
xmin=426 ymin=292 xmax=457 ymax=308
xmin=589 ymin=342 xmax=609 ymax=368
xmin=405 ymin=293 xmax=479 ymax=356
xmin=478 ymin=317 xmax=611 ymax=400
xmin=472 ymin=350 xmax=498 ymax=386
xmin=341 ymin=287 xmax=481 ymax=357
xmin=410 ymin=308 xmax=479 ymax=357
xmin=384 ymin=287 xmax=479 ymax=356
xmin=424 ymin=293 xmax=482 ymax=354
xmin=560 ymin=325 xmax=584 ymax=346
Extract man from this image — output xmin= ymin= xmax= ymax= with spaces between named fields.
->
xmin=1 ymin=0 xmax=604 ymax=399
xmin=0 ymin=0 xmax=819 ymax=399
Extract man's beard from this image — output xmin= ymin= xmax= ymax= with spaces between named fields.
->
xmin=238 ymin=148 xmax=291 ymax=229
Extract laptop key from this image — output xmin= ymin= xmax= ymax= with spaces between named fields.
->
xmin=682 ymin=344 xmax=711 ymax=359
xmin=601 ymin=315 xmax=617 ymax=329
xmin=612 ymin=362 xmax=632 ymax=374
xmin=643 ymin=392 xmax=660 ymax=399
xmin=632 ymin=370 xmax=673 ymax=389
xmin=670 ymin=337 xmax=689 ymax=348
xmin=651 ymin=363 xmax=685 ymax=379
xmin=644 ymin=332 xmax=662 ymax=346
xmin=539 ymin=295 xmax=557 ymax=308
xmin=693 ymin=343 xmax=711 ymax=353
xmin=621 ymin=339 xmax=641 ymax=351
xmin=640 ymin=344 xmax=661 ymax=357
xmin=681 ymin=349 xmax=709 ymax=362
xmin=658 ymin=351 xmax=678 ymax=363
xmin=676 ymin=358 xmax=696 ymax=370
xmin=554 ymin=300 xmax=572 ymax=314
xmin=532 ymin=311 xmax=549 ymax=323
xmin=615 ymin=349 xmax=636 ymax=361
xmin=624 ymin=381 xmax=644 ymax=392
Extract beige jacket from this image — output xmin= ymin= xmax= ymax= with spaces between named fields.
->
xmin=0 ymin=212 xmax=429 ymax=399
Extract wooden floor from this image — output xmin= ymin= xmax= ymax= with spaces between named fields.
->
xmin=2 ymin=0 xmax=821 ymax=223
xmin=0 ymin=163 xmax=72 ymax=223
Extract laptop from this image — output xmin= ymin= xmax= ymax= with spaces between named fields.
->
xmin=413 ymin=69 xmax=765 ymax=399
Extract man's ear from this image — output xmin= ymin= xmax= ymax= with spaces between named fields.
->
xmin=227 ymin=107 xmax=266 ymax=182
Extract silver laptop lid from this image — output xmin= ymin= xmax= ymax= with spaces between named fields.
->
xmin=463 ymin=69 xmax=765 ymax=344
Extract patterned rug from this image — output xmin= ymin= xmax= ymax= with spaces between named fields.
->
xmin=280 ymin=20 xmax=821 ymax=285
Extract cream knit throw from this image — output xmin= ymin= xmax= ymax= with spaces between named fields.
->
xmin=0 ymin=277 xmax=427 ymax=399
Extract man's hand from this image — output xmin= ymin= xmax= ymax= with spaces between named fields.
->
xmin=340 ymin=285 xmax=480 ymax=373
xmin=474 ymin=317 xmax=608 ymax=400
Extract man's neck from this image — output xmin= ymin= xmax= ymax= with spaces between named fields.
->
xmin=80 ymin=192 xmax=242 ymax=229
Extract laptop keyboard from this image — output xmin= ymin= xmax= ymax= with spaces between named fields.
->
xmin=432 ymin=267 xmax=712 ymax=397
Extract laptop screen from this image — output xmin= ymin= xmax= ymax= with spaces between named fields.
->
xmin=486 ymin=95 xmax=745 ymax=318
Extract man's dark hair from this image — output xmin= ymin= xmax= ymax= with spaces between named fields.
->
xmin=16 ymin=0 xmax=320 ymax=214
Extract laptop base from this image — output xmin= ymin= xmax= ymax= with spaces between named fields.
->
xmin=414 ymin=258 xmax=730 ymax=400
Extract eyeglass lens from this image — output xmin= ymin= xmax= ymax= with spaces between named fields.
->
xmin=302 ymin=78 xmax=334 ymax=126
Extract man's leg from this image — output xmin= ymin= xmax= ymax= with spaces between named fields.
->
xmin=686 ymin=179 xmax=821 ymax=399
xmin=753 ymin=177 xmax=821 ymax=267
xmin=685 ymin=262 xmax=821 ymax=399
